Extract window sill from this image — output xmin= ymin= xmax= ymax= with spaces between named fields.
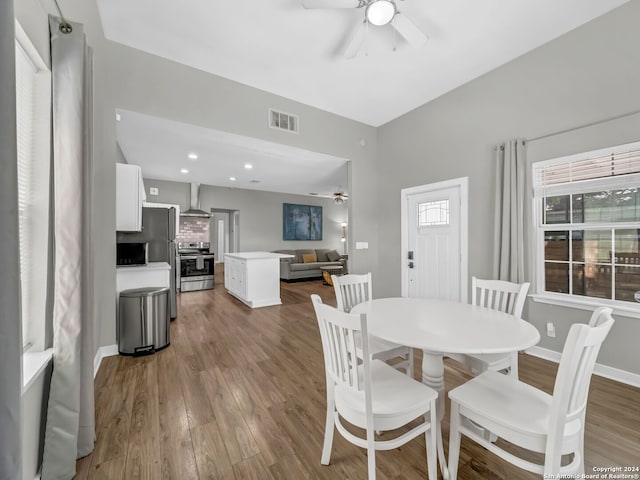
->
xmin=530 ymin=293 xmax=640 ymax=319
xmin=23 ymin=348 xmax=53 ymax=395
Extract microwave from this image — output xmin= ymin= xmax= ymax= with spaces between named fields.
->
xmin=117 ymin=242 xmax=148 ymax=267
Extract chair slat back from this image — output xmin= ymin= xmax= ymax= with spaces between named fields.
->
xmin=471 ymin=277 xmax=530 ymax=318
xmin=311 ymin=294 xmax=369 ymax=392
xmin=556 ymin=307 xmax=614 ymax=421
xmin=545 ymin=307 xmax=614 ymax=472
xmin=333 ymin=273 xmax=373 ymax=313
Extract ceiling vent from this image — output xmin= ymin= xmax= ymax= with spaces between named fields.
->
xmin=269 ymin=108 xmax=299 ymax=134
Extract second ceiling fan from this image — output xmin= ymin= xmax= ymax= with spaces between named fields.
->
xmin=302 ymin=0 xmax=429 ymax=58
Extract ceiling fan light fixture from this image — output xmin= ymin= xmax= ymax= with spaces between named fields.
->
xmin=366 ymin=0 xmax=396 ymax=26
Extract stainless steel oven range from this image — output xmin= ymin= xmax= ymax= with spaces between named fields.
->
xmin=178 ymin=242 xmax=215 ymax=292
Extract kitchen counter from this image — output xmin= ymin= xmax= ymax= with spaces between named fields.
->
xmin=116 ymin=261 xmax=170 ymax=272
xmin=116 ymin=262 xmax=171 ymax=321
xmin=224 ymin=252 xmax=294 ymax=260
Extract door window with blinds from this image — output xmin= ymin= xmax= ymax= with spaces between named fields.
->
xmin=534 ymin=142 xmax=640 ymax=304
xmin=15 ymin=27 xmax=51 ymax=352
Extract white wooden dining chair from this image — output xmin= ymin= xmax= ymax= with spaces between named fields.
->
xmin=448 ymin=277 xmax=530 ymax=378
xmin=447 ymin=307 xmax=615 ymax=479
xmin=310 ymin=294 xmax=438 ymax=480
xmin=332 ymin=273 xmax=414 ymax=377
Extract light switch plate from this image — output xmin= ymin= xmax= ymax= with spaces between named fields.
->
xmin=355 ymin=242 xmax=369 ymax=250
xmin=149 ymin=187 xmax=159 ymax=196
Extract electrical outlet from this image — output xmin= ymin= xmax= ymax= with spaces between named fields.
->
xmin=546 ymin=322 xmax=556 ymax=337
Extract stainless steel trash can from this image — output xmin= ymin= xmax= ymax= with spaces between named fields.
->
xmin=118 ymin=287 xmax=170 ymax=356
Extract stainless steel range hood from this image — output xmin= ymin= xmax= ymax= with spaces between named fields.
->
xmin=180 ymin=183 xmax=210 ymax=218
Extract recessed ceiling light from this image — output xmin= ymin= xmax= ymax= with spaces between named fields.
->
xmin=188 ymin=152 xmax=198 ymax=160
xmin=244 ymin=163 xmax=253 ymax=170
xmin=229 ymin=177 xmax=236 ymax=181
xmin=180 ymin=168 xmax=189 ymax=174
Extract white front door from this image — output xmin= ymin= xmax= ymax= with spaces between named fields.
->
xmin=401 ymin=178 xmax=468 ymax=302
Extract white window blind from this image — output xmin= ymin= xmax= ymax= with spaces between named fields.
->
xmin=15 ymin=24 xmax=51 ymax=353
xmin=16 ymin=42 xmax=37 ymax=350
xmin=534 ymin=141 xmax=640 ymax=196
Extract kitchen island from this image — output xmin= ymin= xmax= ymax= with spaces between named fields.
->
xmin=224 ymin=252 xmax=294 ymax=308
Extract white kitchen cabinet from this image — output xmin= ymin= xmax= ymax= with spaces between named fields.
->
xmin=224 ymin=255 xmax=246 ymax=298
xmin=224 ymin=252 xmax=293 ymax=308
xmin=116 ymin=262 xmax=171 ymax=324
xmin=116 ymin=163 xmax=146 ymax=231
xmin=116 ymin=262 xmax=170 ymax=293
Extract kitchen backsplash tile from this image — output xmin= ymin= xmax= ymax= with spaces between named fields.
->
xmin=177 ymin=217 xmax=209 ymax=243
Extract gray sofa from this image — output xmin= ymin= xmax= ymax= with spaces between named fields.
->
xmin=273 ymin=248 xmax=347 ymax=281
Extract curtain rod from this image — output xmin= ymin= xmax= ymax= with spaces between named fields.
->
xmin=53 ymin=0 xmax=73 ymax=34
xmin=527 ymin=108 xmax=640 ymax=143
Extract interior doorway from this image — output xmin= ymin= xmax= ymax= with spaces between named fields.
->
xmin=210 ymin=209 xmax=239 ymax=263
xmin=400 ymin=177 xmax=468 ymax=302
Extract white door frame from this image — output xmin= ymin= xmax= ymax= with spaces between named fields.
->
xmin=400 ymin=177 xmax=469 ymax=301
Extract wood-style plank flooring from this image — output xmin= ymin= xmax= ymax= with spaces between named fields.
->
xmin=75 ymin=266 xmax=640 ymax=479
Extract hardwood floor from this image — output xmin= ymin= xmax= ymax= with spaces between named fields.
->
xmin=75 ymin=268 xmax=640 ymax=479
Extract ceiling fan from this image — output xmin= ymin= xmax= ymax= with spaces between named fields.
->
xmin=301 ymin=0 xmax=429 ymax=58
xmin=332 ymin=191 xmax=349 ymax=204
xmin=309 ymin=189 xmax=350 ymax=204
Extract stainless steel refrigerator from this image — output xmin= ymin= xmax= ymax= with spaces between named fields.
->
xmin=117 ymin=207 xmax=177 ymax=319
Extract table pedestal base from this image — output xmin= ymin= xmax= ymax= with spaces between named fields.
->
xmin=421 ymin=350 xmax=449 ymax=480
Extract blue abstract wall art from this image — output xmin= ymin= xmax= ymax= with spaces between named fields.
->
xmin=283 ymin=203 xmax=323 ymax=241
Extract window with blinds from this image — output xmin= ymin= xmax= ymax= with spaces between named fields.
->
xmin=533 ymin=141 xmax=640 ymax=304
xmin=15 ymin=29 xmax=51 ymax=352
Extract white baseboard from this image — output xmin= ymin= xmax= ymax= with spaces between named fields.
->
xmin=525 ymin=346 xmax=640 ymax=388
xmin=93 ymin=344 xmax=118 ymax=378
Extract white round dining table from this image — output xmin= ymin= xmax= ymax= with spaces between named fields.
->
xmin=351 ymin=296 xmax=540 ymax=479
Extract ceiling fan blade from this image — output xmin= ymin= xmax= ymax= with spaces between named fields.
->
xmin=301 ymin=0 xmax=361 ymax=9
xmin=343 ymin=21 xmax=367 ymax=59
xmin=391 ymin=13 xmax=429 ymax=47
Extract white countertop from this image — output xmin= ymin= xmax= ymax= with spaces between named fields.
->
xmin=116 ymin=261 xmax=170 ymax=271
xmin=225 ymin=252 xmax=295 ymax=260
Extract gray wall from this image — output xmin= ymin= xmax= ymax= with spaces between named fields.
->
xmin=376 ymin=1 xmax=640 ymax=374
xmin=115 ymin=142 xmax=127 ymax=164
xmin=144 ymin=179 xmax=348 ymax=252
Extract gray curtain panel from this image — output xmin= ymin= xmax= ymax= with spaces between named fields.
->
xmin=493 ymin=139 xmax=527 ymax=283
xmin=41 ymin=17 xmax=95 ymax=480
xmin=0 ymin=2 xmax=23 ymax=479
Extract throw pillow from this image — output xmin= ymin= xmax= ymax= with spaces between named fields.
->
xmin=302 ymin=253 xmax=317 ymax=263
xmin=326 ymin=250 xmax=341 ymax=262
